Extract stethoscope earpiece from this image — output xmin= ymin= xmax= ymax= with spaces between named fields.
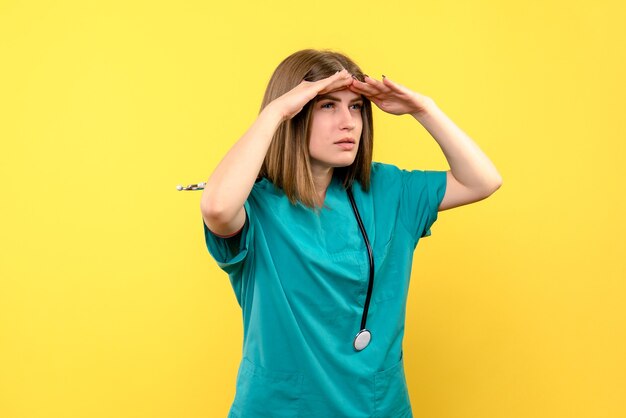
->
xmin=176 ymin=182 xmax=206 ymax=191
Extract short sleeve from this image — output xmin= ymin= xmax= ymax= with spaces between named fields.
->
xmin=400 ymin=169 xmax=447 ymax=241
xmin=202 ymin=199 xmax=254 ymax=275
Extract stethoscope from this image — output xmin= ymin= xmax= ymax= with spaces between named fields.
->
xmin=178 ymin=181 xmax=375 ymax=352
xmin=346 ymin=184 xmax=374 ymax=351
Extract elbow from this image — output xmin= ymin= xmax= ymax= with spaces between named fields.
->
xmin=473 ymin=174 xmax=502 ymax=199
xmin=486 ymin=174 xmax=503 ymax=195
xmin=201 ymin=195 xmax=238 ymax=223
xmin=200 ymin=192 xmax=223 ymax=219
xmin=494 ymin=172 xmax=503 ymax=189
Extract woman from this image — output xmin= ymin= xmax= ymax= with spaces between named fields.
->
xmin=200 ymin=49 xmax=502 ymax=418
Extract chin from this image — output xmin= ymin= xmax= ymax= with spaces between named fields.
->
xmin=332 ymin=156 xmax=357 ymax=168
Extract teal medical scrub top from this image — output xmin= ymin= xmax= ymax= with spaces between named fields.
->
xmin=202 ymin=161 xmax=447 ymax=418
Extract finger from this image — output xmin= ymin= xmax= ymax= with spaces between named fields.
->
xmin=360 ymin=93 xmax=383 ymax=109
xmin=318 ymin=71 xmax=353 ymax=94
xmin=364 ymin=75 xmax=392 ymax=93
xmin=302 ymin=68 xmax=347 ymax=86
xmin=381 ymin=76 xmax=410 ymax=94
xmin=321 ymin=81 xmax=353 ymax=95
xmin=349 ymin=79 xmax=381 ymax=97
xmin=326 ymin=68 xmax=351 ymax=84
xmin=319 ymin=69 xmax=350 ymax=88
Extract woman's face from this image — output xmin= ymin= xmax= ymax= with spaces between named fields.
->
xmin=308 ymin=88 xmax=364 ymax=173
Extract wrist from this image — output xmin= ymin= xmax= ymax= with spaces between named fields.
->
xmin=410 ymin=97 xmax=437 ymax=122
xmin=260 ymin=103 xmax=286 ymax=126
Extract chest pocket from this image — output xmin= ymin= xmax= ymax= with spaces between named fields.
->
xmin=321 ymin=198 xmax=364 ymax=256
xmin=373 ymin=234 xmax=401 ymax=303
xmin=229 ymin=357 xmax=304 ymax=418
xmin=332 ymin=192 xmax=401 ymax=305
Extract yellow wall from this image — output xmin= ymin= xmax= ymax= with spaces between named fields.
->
xmin=1 ymin=1 xmax=624 ymax=417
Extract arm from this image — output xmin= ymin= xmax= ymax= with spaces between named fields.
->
xmin=348 ymin=75 xmax=502 ymax=212
xmin=200 ymin=105 xmax=283 ymax=236
xmin=411 ymin=100 xmax=503 ymax=211
xmin=201 ymin=69 xmax=355 ymax=236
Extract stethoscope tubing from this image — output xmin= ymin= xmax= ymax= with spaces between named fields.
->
xmin=347 ymin=185 xmax=375 ymax=335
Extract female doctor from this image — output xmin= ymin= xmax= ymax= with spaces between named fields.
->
xmin=200 ymin=49 xmax=502 ymax=418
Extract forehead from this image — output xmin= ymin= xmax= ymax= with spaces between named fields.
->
xmin=316 ymin=88 xmax=363 ymax=102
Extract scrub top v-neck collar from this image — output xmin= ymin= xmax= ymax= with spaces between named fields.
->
xmin=320 ymin=173 xmax=341 ymax=211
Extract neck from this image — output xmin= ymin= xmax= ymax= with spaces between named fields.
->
xmin=311 ymin=165 xmax=334 ymax=200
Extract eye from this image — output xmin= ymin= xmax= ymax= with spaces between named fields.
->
xmin=320 ymin=102 xmax=363 ymax=110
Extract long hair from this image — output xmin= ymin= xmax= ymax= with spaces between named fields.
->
xmin=257 ymin=49 xmax=373 ymax=213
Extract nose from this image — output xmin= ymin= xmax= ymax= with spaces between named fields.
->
xmin=338 ymin=105 xmax=356 ymax=130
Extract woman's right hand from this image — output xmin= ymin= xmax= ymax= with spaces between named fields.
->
xmin=269 ymin=69 xmax=355 ymax=121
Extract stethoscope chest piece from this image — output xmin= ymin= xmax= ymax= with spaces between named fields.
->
xmin=353 ymin=329 xmax=372 ymax=351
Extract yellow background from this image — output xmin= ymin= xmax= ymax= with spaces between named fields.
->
xmin=1 ymin=0 xmax=624 ymax=417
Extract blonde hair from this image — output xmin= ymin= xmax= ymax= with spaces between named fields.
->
xmin=257 ymin=49 xmax=373 ymax=213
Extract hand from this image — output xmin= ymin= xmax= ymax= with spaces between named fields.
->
xmin=270 ymin=69 xmax=355 ymax=121
xmin=348 ymin=75 xmax=434 ymax=116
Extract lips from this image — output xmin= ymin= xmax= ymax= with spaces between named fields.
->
xmin=334 ymin=138 xmax=355 ymax=144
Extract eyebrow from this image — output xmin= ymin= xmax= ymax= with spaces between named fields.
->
xmin=315 ymin=94 xmax=364 ymax=103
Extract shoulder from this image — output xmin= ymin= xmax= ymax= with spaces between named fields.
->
xmin=371 ymin=161 xmax=437 ymax=182
xmin=369 ymin=162 xmax=443 ymax=197
xmin=251 ymin=176 xmax=282 ymax=196
xmin=371 ymin=160 xmax=395 ymax=172
xmin=370 ymin=161 xmax=405 ymax=185
xmin=371 ymin=161 xmax=410 ymax=176
xmin=363 ymin=161 xmax=406 ymax=198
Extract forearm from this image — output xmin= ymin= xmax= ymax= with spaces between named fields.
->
xmin=201 ymin=104 xmax=283 ymax=220
xmin=412 ymin=101 xmax=502 ymax=192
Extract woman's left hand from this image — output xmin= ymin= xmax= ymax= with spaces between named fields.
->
xmin=349 ymin=75 xmax=434 ymax=117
